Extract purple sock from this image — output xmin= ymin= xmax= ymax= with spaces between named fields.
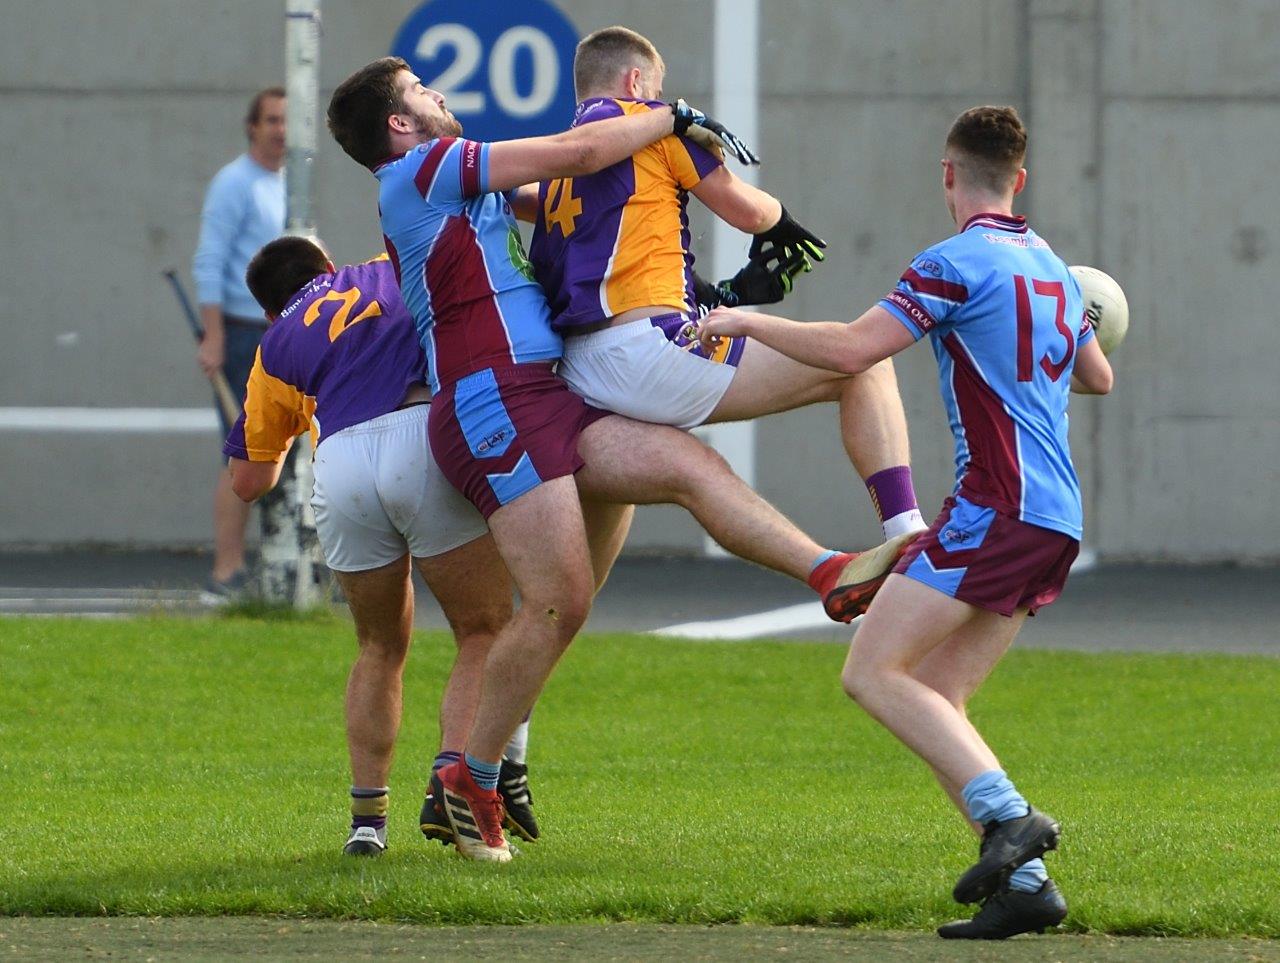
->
xmin=865 ymin=466 xmax=918 ymax=523
xmin=433 ymin=750 xmax=461 ymax=773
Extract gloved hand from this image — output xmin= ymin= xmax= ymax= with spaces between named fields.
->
xmin=670 ymin=99 xmax=761 ymax=166
xmin=749 ymin=206 xmax=826 ymax=264
xmin=690 ymin=246 xmax=811 ymax=312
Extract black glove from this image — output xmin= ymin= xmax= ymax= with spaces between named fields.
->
xmin=669 ymin=99 xmax=761 ymax=166
xmin=749 ymin=206 xmax=826 ymax=263
xmin=690 ymin=247 xmax=811 ymax=312
xmin=690 ymin=271 xmax=720 ymax=314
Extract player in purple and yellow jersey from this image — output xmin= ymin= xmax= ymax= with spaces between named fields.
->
xmin=223 ymin=237 xmax=534 ymax=858
xmin=699 ymin=107 xmax=1114 ymax=940
xmin=326 ymin=57 xmax=906 ymax=862
xmin=524 ymin=27 xmax=928 ymax=565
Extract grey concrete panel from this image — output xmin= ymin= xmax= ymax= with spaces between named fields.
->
xmin=1094 ymin=99 xmax=1280 ymax=558
xmin=759 ymin=0 xmax=1023 ymax=98
xmin=0 ymin=429 xmax=231 ymax=546
xmin=0 ymin=94 xmax=258 ymax=407
xmin=1102 ymin=0 xmax=1280 ymax=99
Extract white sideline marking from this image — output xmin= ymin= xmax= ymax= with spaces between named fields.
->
xmin=651 ymin=601 xmax=835 ymax=640
xmin=652 ymin=549 xmax=1101 ymax=640
xmin=0 ymin=407 xmax=219 ymax=432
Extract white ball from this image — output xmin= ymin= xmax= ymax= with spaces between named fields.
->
xmin=1069 ymin=265 xmax=1129 ymax=356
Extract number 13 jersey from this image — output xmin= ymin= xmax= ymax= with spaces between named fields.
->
xmin=878 ymin=213 xmax=1097 ymax=539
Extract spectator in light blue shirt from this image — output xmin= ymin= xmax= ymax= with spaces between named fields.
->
xmin=192 ymin=87 xmax=286 ymax=596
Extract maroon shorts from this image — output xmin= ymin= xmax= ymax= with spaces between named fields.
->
xmin=893 ymin=495 xmax=1079 ymax=616
xmin=428 ymin=363 xmax=609 ymax=519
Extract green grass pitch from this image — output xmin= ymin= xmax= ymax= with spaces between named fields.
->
xmin=1 ymin=615 xmax=1277 ymax=936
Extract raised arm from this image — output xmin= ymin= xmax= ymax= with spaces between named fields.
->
xmin=690 ymin=166 xmax=781 ymax=233
xmin=485 ymin=106 xmax=677 ymax=194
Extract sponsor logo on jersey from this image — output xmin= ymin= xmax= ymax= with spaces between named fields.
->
xmin=885 ymin=290 xmax=937 ymax=333
xmin=982 ymin=233 xmax=1050 ymax=249
xmin=476 ymin=430 xmax=507 ymax=454
xmin=916 ymin=258 xmax=944 ymax=277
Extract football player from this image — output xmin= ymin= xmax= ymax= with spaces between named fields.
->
xmin=699 ymin=106 xmax=1114 ymax=939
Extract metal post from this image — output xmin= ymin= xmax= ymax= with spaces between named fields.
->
xmin=259 ymin=0 xmax=324 ymax=606
xmin=698 ymin=0 xmax=759 ymax=555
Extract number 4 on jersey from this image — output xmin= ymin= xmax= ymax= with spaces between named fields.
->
xmin=544 ymin=177 xmax=582 ymax=237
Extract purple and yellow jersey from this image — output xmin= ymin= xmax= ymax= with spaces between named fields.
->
xmin=529 ymin=98 xmax=723 ymax=332
xmin=375 ymin=139 xmax=560 ymax=391
xmin=878 ymin=213 xmax=1096 ymax=540
xmin=222 ymin=257 xmax=426 ymax=463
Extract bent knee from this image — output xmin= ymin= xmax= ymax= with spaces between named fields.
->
xmin=446 ymin=599 xmax=512 ymax=644
xmin=841 ymin=661 xmax=875 ymax=705
xmin=356 ymin=632 xmax=411 ymax=663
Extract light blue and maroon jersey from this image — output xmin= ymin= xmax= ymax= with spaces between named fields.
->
xmin=375 ymin=139 xmax=559 ymax=391
xmin=529 ymin=98 xmax=723 ymax=332
xmin=222 ymin=257 xmax=425 ymax=462
xmin=878 ymin=213 xmax=1096 ymax=539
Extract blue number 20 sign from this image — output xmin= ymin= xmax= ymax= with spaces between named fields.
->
xmin=391 ymin=0 xmax=581 ymax=142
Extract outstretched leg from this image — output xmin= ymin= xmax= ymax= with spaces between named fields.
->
xmin=707 ymin=340 xmax=925 ymax=538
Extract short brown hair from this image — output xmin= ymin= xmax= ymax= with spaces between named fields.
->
xmin=327 ymin=57 xmax=410 ymax=168
xmin=573 ymin=26 xmax=663 ymax=99
xmin=246 ymin=236 xmax=330 ymax=317
xmin=945 ymin=106 xmax=1027 ymax=194
xmin=244 ymin=86 xmax=285 ymax=141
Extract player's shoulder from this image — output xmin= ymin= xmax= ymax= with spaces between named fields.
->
xmin=336 ymin=256 xmax=394 ymax=292
xmin=206 ymin=154 xmax=254 ymax=195
xmin=905 ymin=238 xmax=968 ymax=283
xmin=573 ymin=97 xmax=645 ymax=126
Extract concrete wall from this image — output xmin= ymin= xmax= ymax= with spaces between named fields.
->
xmin=0 ymin=0 xmax=1275 ymax=560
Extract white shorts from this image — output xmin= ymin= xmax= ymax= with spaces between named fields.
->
xmin=311 ymin=405 xmax=487 ymax=572
xmin=558 ymin=318 xmax=738 ymax=429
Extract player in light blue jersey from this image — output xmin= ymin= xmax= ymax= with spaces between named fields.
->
xmin=699 ymin=106 xmax=1114 ymax=940
xmin=326 ymin=57 xmax=907 ymax=863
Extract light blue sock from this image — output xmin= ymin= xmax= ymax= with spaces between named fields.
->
xmin=464 ymin=753 xmax=501 ymax=791
xmin=809 ymin=549 xmax=840 ymax=572
xmin=1007 ymin=858 xmax=1049 ymax=893
xmin=961 ymin=769 xmax=1030 ymax=825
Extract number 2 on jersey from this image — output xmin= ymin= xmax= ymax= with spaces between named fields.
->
xmin=1014 ymin=275 xmax=1074 ymax=382
xmin=302 ymin=287 xmax=383 ymax=343
xmin=544 ymin=177 xmax=582 ymax=237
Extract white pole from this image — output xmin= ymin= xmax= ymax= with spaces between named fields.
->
xmin=699 ymin=0 xmax=759 ymax=555
xmin=285 ymin=0 xmax=321 ymax=237
xmin=260 ymin=0 xmax=324 ymax=607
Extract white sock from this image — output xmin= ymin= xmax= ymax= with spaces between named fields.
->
xmin=883 ymin=508 xmax=927 ymax=540
xmin=504 ymin=720 xmax=530 ymax=765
